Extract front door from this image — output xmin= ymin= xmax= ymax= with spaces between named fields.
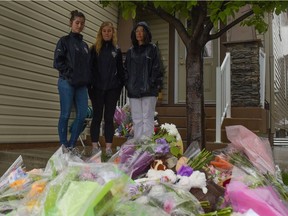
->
xmin=175 ymin=32 xmax=219 ymax=104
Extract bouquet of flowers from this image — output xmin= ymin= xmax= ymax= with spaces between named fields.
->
xmin=114 ymin=104 xmax=133 ymax=138
xmin=114 ymin=104 xmax=160 ymax=138
xmin=152 ymin=123 xmax=183 ymax=156
xmin=121 ymin=181 xmax=205 ymax=215
xmin=109 ymin=138 xmax=156 ymax=179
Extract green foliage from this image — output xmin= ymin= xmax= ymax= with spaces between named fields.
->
xmin=282 ymin=171 xmax=288 ymax=186
xmin=101 ymin=1 xmax=288 ymax=36
xmin=241 ymin=14 xmax=268 ymax=34
xmin=187 ymin=149 xmax=213 ymax=170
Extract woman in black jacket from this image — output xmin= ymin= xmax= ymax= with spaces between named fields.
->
xmin=53 ymin=10 xmax=90 ymax=150
xmin=89 ymin=21 xmax=124 ymax=156
xmin=124 ymin=21 xmax=163 ymax=140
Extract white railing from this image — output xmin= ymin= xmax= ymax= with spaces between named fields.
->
xmin=215 ymin=52 xmax=231 ymax=143
xmin=117 ymin=87 xmax=128 ymax=108
xmin=259 ymin=49 xmax=266 ymax=108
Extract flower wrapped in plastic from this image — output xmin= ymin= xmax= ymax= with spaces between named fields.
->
xmin=43 ymin=146 xmax=83 ymax=178
xmin=121 ymin=181 xmax=205 ymax=215
xmin=114 ymin=104 xmax=133 ymax=138
xmin=0 ymin=156 xmax=29 ymax=214
xmin=225 ymin=125 xmax=275 ymax=174
xmin=38 ymin=162 xmax=129 ymax=216
xmin=226 ymin=180 xmax=288 ymax=216
xmin=0 ymin=157 xmax=52 ymax=215
xmin=175 ymin=141 xmax=212 ymax=172
xmin=12 ymin=179 xmax=48 ymax=215
xmin=228 ymin=151 xmax=288 ymax=203
xmin=114 ymin=106 xmax=127 ymax=126
xmin=111 ymin=138 xmax=156 ymax=179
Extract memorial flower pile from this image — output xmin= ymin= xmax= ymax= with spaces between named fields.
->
xmin=0 ymin=125 xmax=288 ymax=215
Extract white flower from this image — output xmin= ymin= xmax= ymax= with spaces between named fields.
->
xmin=148 ymin=184 xmax=166 ymax=197
xmin=176 ymin=170 xmax=208 ymax=194
xmin=176 ymin=176 xmax=191 ymax=190
xmin=146 ymin=169 xmax=177 ymax=183
xmin=161 ymin=123 xmax=181 ymax=141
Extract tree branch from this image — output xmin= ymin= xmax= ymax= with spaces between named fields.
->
xmin=209 ymin=9 xmax=254 ymax=40
xmin=141 ymin=3 xmax=191 ymax=46
xmin=191 ymin=2 xmax=207 ymax=41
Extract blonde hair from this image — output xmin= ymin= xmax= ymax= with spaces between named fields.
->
xmin=95 ymin=21 xmax=117 ymax=54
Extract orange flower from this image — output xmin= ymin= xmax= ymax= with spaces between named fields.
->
xmin=210 ymin=155 xmax=233 ymax=170
xmin=10 ymin=179 xmax=26 ymax=189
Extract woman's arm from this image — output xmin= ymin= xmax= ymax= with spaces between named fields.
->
xmin=53 ymin=37 xmax=71 ymax=76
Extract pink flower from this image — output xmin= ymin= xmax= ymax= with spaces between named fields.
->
xmin=163 ymin=199 xmax=175 ymax=213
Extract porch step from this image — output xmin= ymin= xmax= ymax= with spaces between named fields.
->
xmin=157 ymin=116 xmax=186 ymax=127
xmin=273 ymin=138 xmax=288 ymax=146
xmin=156 ymin=106 xmax=186 ymax=116
xmin=206 ymin=118 xmax=265 ymax=132
xmin=156 ymin=106 xmax=268 ymax=149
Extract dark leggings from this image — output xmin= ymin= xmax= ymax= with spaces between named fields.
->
xmin=88 ymin=87 xmax=122 ymax=143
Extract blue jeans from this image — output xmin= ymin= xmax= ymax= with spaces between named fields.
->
xmin=57 ymin=78 xmax=88 ymax=148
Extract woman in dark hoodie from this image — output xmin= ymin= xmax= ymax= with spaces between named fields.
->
xmin=124 ymin=21 xmax=163 ymax=139
xmin=89 ymin=21 xmax=124 ymax=156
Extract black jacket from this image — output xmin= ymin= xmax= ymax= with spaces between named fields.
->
xmin=124 ymin=43 xmax=162 ymax=98
xmin=90 ymin=42 xmax=124 ymax=90
xmin=53 ymin=32 xmax=90 ymax=87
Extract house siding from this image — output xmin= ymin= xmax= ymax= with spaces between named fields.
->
xmin=272 ymin=13 xmax=288 ymax=131
xmin=0 ymin=1 xmax=118 ymax=143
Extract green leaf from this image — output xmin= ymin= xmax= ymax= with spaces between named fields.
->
xmin=170 ymin=146 xmax=180 ymax=157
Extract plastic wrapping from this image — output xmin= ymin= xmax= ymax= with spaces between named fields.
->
xmin=122 ymin=181 xmax=205 ymax=215
xmin=226 ymin=125 xmax=275 ymax=174
xmin=226 ymin=180 xmax=288 ymax=216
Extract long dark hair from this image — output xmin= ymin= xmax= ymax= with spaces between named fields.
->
xmin=131 ymin=22 xmax=152 ymax=47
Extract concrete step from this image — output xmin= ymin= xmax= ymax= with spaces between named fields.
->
xmin=273 ymin=145 xmax=288 ymax=170
xmin=156 ymin=116 xmax=186 ymax=128
xmin=0 ymin=147 xmax=58 ymax=176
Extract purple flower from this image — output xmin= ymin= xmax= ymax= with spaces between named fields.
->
xmin=155 ymin=142 xmax=170 ymax=155
xmin=119 ymin=144 xmax=136 ymax=163
xmin=114 ymin=107 xmax=126 ymax=125
xmin=177 ymin=165 xmax=193 ymax=177
xmin=130 ymin=151 xmax=154 ymax=179
xmin=155 ymin=138 xmax=168 ymax=145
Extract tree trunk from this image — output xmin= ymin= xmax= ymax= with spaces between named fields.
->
xmin=186 ymin=43 xmax=206 ymax=149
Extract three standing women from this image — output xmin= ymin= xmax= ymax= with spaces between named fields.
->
xmin=54 ymin=14 xmax=162 ymax=153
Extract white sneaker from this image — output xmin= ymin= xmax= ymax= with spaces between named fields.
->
xmin=106 ymin=148 xmax=113 ymax=157
xmin=90 ymin=142 xmax=100 ymax=155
